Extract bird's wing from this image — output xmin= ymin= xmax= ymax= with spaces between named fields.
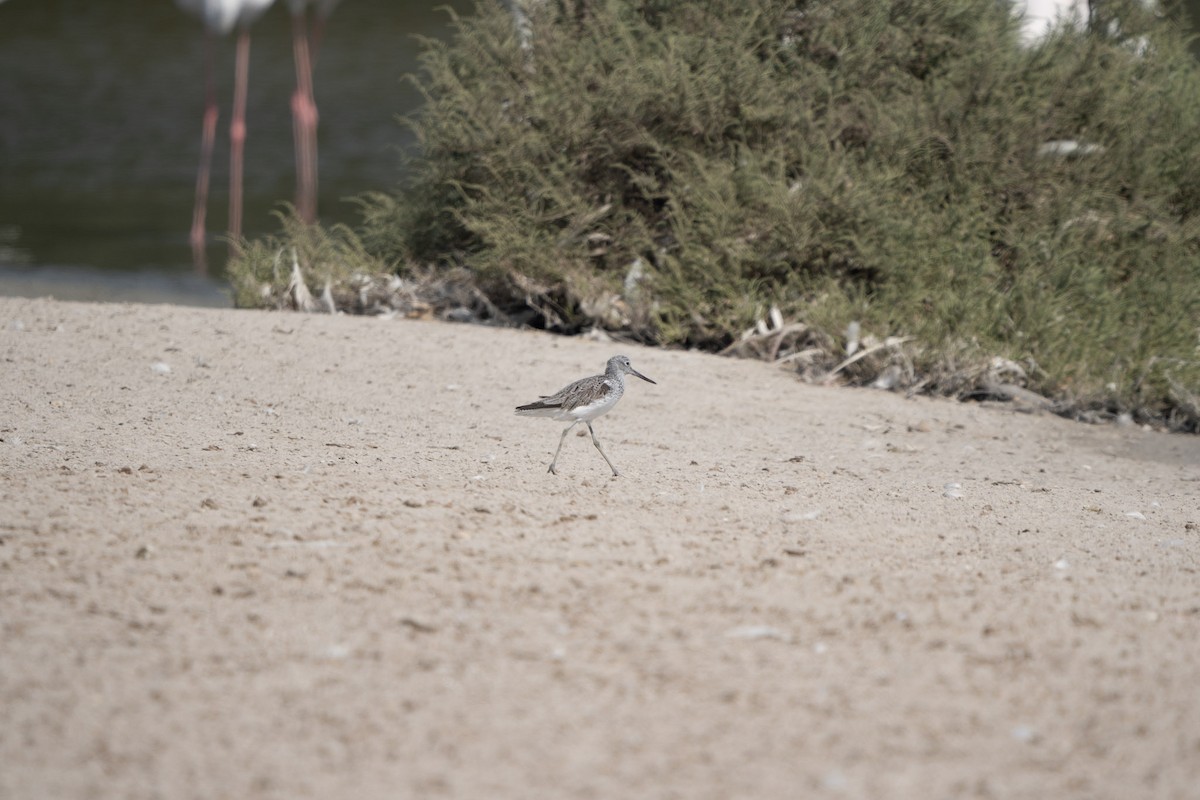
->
xmin=517 ymin=375 xmax=610 ymax=412
xmin=555 ymin=377 xmax=614 ymax=412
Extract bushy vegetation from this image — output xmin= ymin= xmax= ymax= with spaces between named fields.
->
xmin=230 ymin=0 xmax=1200 ymax=430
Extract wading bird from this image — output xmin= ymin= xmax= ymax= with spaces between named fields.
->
xmin=175 ymin=0 xmax=274 ymax=269
xmin=516 ymin=356 xmax=656 ymax=477
xmin=175 ymin=0 xmax=340 ymax=270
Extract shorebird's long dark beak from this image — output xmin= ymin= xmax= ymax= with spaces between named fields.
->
xmin=631 ymin=367 xmax=656 ymax=384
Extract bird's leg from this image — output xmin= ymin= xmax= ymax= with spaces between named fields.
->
xmin=587 ymin=423 xmax=619 ymax=477
xmin=190 ymin=29 xmax=218 ymax=273
xmin=290 ymin=9 xmax=319 ymax=224
xmin=229 ymin=26 xmax=252 ymax=247
xmin=549 ymin=421 xmax=577 ymax=475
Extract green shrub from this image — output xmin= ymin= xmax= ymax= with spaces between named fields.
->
xmin=230 ymin=0 xmax=1200 ymax=430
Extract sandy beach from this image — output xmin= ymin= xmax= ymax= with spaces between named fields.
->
xmin=2 ymin=295 xmax=1197 ymax=799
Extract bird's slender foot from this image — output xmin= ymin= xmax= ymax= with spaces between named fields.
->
xmin=587 ymin=423 xmax=620 ymax=478
xmin=546 ymin=423 xmax=574 ymax=476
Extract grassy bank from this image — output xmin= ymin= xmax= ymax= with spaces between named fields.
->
xmin=230 ymin=0 xmax=1200 ymax=431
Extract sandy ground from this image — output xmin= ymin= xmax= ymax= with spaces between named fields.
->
xmin=1 ymin=295 xmax=1198 ymax=800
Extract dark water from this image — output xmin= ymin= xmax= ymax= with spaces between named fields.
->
xmin=0 ymin=0 xmax=472 ymax=305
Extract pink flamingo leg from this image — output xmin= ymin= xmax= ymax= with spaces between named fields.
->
xmin=290 ymin=8 xmax=319 ymax=224
xmin=190 ymin=30 xmax=218 ymax=272
xmin=229 ymin=26 xmax=252 ymax=246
